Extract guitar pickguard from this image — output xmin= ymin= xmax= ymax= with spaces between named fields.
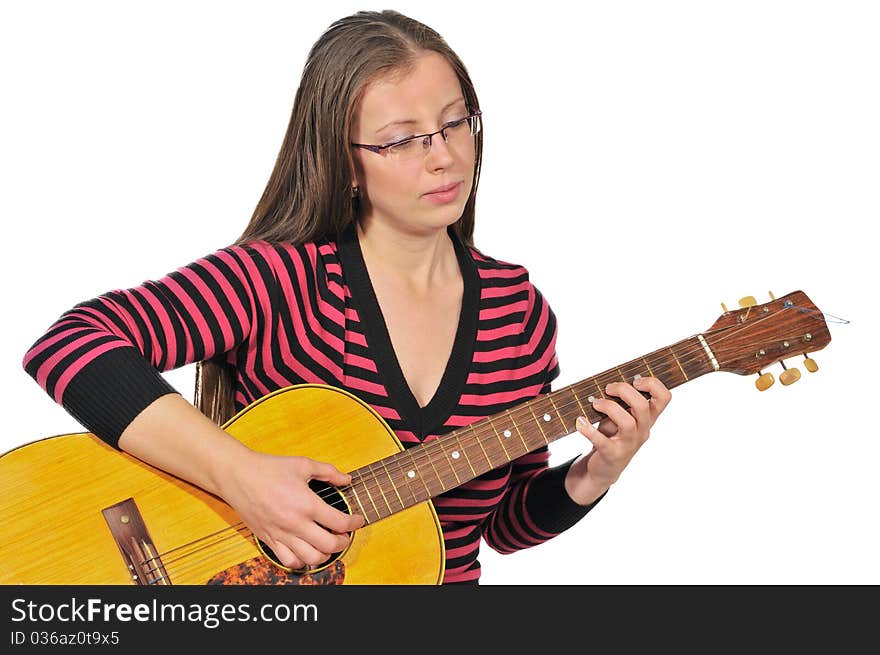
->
xmin=206 ymin=557 xmax=345 ymax=585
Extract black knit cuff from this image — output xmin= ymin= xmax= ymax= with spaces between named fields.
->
xmin=525 ymin=458 xmax=608 ymax=534
xmin=60 ymin=347 xmax=180 ymax=449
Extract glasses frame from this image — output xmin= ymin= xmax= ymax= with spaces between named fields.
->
xmin=351 ymin=109 xmax=482 ymax=158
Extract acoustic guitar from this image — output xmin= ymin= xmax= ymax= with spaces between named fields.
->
xmin=0 ymin=290 xmax=832 ymax=585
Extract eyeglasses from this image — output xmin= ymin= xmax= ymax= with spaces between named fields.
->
xmin=351 ymin=110 xmax=482 ymax=163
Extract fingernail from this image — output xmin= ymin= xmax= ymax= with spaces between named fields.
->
xmin=576 ymin=416 xmax=588 ymax=430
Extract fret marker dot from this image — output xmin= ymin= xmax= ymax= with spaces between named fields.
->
xmin=633 ymin=374 xmax=642 ymax=381
xmin=451 ymin=451 xmax=460 ymax=459
xmin=407 ymin=470 xmax=415 ymax=478
xmin=543 ymin=413 xmax=551 ymax=422
xmin=588 ymin=395 xmax=595 ymax=404
xmin=503 ymin=429 xmax=512 ymax=438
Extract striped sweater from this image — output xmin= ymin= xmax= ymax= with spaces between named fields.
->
xmin=22 ymin=222 xmax=601 ymax=583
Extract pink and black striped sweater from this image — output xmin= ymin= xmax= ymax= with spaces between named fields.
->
xmin=22 ymin=223 xmax=602 ymax=583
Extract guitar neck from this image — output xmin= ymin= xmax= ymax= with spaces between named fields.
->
xmin=343 ymin=334 xmax=718 ymax=525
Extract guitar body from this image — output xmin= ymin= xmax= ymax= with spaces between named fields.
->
xmin=0 ymin=385 xmax=445 ymax=585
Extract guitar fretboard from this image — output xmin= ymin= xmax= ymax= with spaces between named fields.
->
xmin=342 ymin=334 xmax=717 ymax=524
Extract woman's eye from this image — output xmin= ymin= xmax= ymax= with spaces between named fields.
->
xmin=388 ymin=139 xmax=417 ymax=152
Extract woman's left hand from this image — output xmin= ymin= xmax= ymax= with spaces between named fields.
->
xmin=565 ymin=376 xmax=672 ymax=505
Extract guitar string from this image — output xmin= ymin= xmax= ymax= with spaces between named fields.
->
xmin=320 ymin=307 xmax=811 ymax=507
xmin=144 ymin=523 xmax=252 ymax=571
xmin=139 ymin=315 xmax=815 ymax=576
xmin=140 ymin=326 xmax=812 ymax=577
xmin=158 ymin=530 xmax=289 ymax=584
xmin=141 ymin=333 xmax=747 ymax=581
xmin=137 ymin=307 xmax=819 ymax=574
xmin=139 ymin=357 xmax=711 ymax=578
xmin=323 ymin=306 xmax=815 ymax=509
xmin=235 ymin=309 xmax=811 ymax=519
xmin=152 ymin=301 xmax=834 ymax=569
xmin=333 ymin=335 xmax=804 ymax=514
xmin=141 ymin=526 xmax=254 ymax=584
xmin=143 ymin=335 xmax=713 ymax=564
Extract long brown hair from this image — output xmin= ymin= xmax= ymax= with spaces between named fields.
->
xmin=194 ymin=9 xmax=484 ymax=426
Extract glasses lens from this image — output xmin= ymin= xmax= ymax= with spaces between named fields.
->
xmin=386 ymin=113 xmax=480 ymax=162
xmin=385 ymin=138 xmax=421 ymax=160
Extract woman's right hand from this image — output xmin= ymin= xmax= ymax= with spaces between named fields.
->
xmin=218 ymin=449 xmax=366 ymax=570
xmin=115 ymin=394 xmax=364 ymax=571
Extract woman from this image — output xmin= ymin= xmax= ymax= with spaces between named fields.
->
xmin=22 ymin=9 xmax=671 ymax=584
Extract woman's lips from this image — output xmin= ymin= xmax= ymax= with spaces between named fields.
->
xmin=423 ymin=181 xmax=462 ymax=204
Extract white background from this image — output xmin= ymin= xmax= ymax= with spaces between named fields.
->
xmin=2 ymin=1 xmax=877 ymax=585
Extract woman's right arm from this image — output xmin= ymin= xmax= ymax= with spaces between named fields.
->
xmin=22 ymin=243 xmax=362 ymax=569
xmin=118 ymin=393 xmax=362 ymax=569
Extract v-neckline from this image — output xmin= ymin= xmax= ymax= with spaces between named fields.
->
xmin=337 ymin=221 xmax=480 ymax=439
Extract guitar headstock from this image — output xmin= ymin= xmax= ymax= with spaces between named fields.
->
xmin=706 ymin=291 xmax=831 ymax=390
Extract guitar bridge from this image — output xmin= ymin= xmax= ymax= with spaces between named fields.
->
xmin=102 ymin=498 xmax=171 ymax=585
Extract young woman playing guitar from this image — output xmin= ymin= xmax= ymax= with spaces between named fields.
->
xmin=22 ymin=9 xmax=671 ymax=585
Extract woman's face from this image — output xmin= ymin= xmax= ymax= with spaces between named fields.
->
xmin=350 ymin=51 xmax=476 ymax=236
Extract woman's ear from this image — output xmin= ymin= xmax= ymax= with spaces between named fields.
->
xmin=347 ymin=148 xmax=362 ymax=193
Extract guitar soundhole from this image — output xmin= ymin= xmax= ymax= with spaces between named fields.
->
xmin=256 ymin=480 xmax=352 ymax=574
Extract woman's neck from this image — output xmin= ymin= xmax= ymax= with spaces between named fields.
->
xmin=355 ymin=218 xmax=459 ymax=296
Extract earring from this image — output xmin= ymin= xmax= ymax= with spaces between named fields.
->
xmin=351 ymin=186 xmax=360 ymax=198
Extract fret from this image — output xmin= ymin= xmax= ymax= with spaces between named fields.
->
xmin=406 ymin=450 xmax=433 ymax=500
xmin=400 ymin=470 xmax=421 ymax=506
xmin=439 ymin=441 xmax=462 ymax=485
xmin=354 ymin=472 xmax=380 ymax=523
xmin=378 ymin=458 xmax=406 ymax=512
xmin=491 ymin=415 xmax=516 ymax=455
xmin=345 ymin=483 xmax=367 ymax=521
xmin=545 ymin=393 xmax=571 ymax=434
xmin=453 ymin=433 xmax=477 ymax=477
xmin=487 ymin=417 xmax=511 ymax=461
xmin=535 ymin=394 xmax=568 ymax=437
xmin=641 ymin=356 xmax=655 ymax=377
xmin=525 ymin=403 xmax=549 ymax=445
xmin=469 ymin=424 xmax=494 ymax=470
xmin=373 ymin=463 xmax=394 ymax=515
xmin=616 ymin=366 xmax=626 ymax=382
xmin=394 ymin=452 xmax=422 ymax=506
xmin=670 ymin=347 xmax=689 ymax=381
xmin=362 ymin=462 xmax=390 ymax=516
xmin=423 ymin=442 xmax=447 ymax=494
xmin=504 ymin=408 xmax=530 ymax=452
xmin=569 ymin=386 xmax=589 ymax=421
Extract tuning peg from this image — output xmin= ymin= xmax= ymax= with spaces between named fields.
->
xmin=803 ymin=354 xmax=819 ymax=372
xmin=768 ymin=291 xmax=776 ymax=300
xmin=739 ymin=296 xmax=757 ymax=308
xmin=779 ymin=361 xmax=801 ymax=386
xmin=755 ymin=371 xmax=775 ymax=391
xmin=721 ymin=302 xmax=729 ymax=313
